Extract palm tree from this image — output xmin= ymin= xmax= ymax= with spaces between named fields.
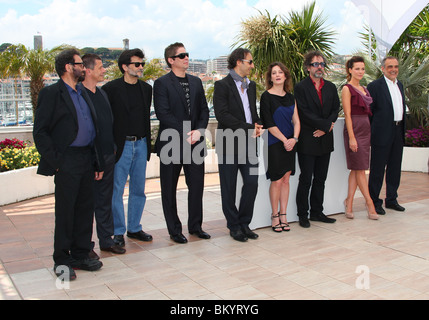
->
xmin=0 ymin=44 xmax=27 ymax=123
xmin=234 ymin=1 xmax=336 ymax=86
xmin=23 ymin=45 xmax=67 ymax=119
xmin=0 ymin=44 xmax=69 ymax=122
xmin=285 ymin=2 xmax=336 ymax=83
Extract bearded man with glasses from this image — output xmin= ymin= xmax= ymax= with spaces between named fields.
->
xmin=294 ymin=50 xmax=340 ymax=228
xmin=102 ymin=49 xmax=153 ymax=247
xmin=33 ymin=49 xmax=105 ymax=281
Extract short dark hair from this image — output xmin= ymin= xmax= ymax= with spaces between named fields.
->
xmin=82 ymin=53 xmax=102 ymax=70
xmin=303 ymin=50 xmax=326 ymax=70
xmin=55 ymin=48 xmax=81 ymax=77
xmin=227 ymin=48 xmax=251 ymax=70
xmin=164 ymin=42 xmax=185 ymax=68
xmin=265 ymin=62 xmax=292 ymax=92
xmin=345 ymin=56 xmax=365 ymax=81
xmin=118 ymin=48 xmax=145 ymax=74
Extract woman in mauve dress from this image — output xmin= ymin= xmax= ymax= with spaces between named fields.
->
xmin=342 ymin=56 xmax=378 ymax=220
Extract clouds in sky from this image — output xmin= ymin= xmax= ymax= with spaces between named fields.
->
xmin=0 ymin=0 xmax=367 ymax=59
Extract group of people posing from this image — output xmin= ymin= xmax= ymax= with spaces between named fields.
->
xmin=33 ymin=44 xmax=406 ymax=281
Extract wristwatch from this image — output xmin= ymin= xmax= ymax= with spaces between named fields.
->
xmin=293 ymin=137 xmax=299 ymax=142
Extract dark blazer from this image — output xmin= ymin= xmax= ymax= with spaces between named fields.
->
xmin=102 ymin=77 xmax=152 ymax=162
xmin=367 ymin=76 xmax=406 ymax=146
xmin=213 ymin=74 xmax=261 ymax=156
xmin=294 ymin=77 xmax=340 ymax=156
xmin=33 ymin=79 xmax=104 ymax=176
xmin=153 ymin=71 xmax=209 ymax=159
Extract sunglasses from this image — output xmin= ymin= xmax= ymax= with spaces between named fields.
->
xmin=69 ymin=62 xmax=84 ymax=67
xmin=128 ymin=62 xmax=146 ymax=68
xmin=241 ymin=59 xmax=254 ymax=65
xmin=171 ymin=52 xmax=189 ymax=59
xmin=310 ymin=62 xmax=326 ymax=68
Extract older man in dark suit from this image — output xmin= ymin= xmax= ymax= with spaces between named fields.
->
xmin=368 ymin=56 xmax=407 ymax=215
xmin=33 ymin=48 xmax=104 ymax=281
xmin=294 ymin=51 xmax=340 ymax=228
xmin=154 ymin=42 xmax=210 ymax=244
xmin=213 ymin=48 xmax=264 ymax=242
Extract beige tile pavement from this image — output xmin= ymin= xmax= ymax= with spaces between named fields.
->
xmin=1 ymin=172 xmax=429 ymax=301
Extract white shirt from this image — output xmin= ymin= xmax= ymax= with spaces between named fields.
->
xmin=234 ymin=79 xmax=253 ymax=124
xmin=384 ymin=76 xmax=404 ymax=121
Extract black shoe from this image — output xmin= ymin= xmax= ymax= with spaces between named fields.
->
xmin=189 ymin=230 xmax=211 ymax=239
xmin=54 ymin=264 xmax=76 ymax=281
xmin=113 ymin=235 xmax=125 ymax=247
xmin=230 ymin=230 xmax=248 ymax=242
xmin=299 ymin=217 xmax=310 ymax=228
xmin=100 ymin=244 xmax=126 ymax=254
xmin=89 ymin=249 xmax=100 ymax=260
xmin=242 ymin=226 xmax=258 ymax=240
xmin=310 ymin=213 xmax=336 ymax=223
xmin=170 ymin=234 xmax=188 ymax=244
xmin=70 ymin=258 xmax=103 ymax=271
xmin=127 ymin=230 xmax=153 ymax=242
xmin=385 ymin=203 xmax=405 ymax=212
xmin=375 ymin=205 xmax=386 ymax=215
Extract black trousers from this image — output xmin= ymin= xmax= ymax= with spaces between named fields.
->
xmin=218 ymin=155 xmax=259 ymax=232
xmin=93 ymin=153 xmax=115 ymax=248
xmin=53 ymin=147 xmax=94 ymax=265
xmin=369 ymin=125 xmax=404 ymax=207
xmin=296 ymin=152 xmax=331 ymax=218
xmin=160 ymin=161 xmax=205 ymax=235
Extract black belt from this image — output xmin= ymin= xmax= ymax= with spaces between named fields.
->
xmin=394 ymin=121 xmax=403 ymax=126
xmin=125 ymin=136 xmax=144 ymax=141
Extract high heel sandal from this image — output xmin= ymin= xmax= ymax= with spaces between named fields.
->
xmin=344 ymin=199 xmax=354 ymax=219
xmin=271 ymin=213 xmax=283 ymax=233
xmin=279 ymin=213 xmax=291 ymax=232
xmin=365 ymin=204 xmax=379 ymax=220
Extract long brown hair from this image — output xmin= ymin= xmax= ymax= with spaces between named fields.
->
xmin=345 ymin=56 xmax=365 ymax=82
xmin=265 ymin=62 xmax=292 ymax=92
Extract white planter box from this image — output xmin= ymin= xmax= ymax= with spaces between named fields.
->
xmin=402 ymin=146 xmax=429 ymax=173
xmin=0 ymin=166 xmax=55 ymax=206
xmin=1 ymin=150 xmax=220 ymax=206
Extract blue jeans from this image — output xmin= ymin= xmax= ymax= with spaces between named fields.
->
xmin=112 ymin=138 xmax=148 ymax=235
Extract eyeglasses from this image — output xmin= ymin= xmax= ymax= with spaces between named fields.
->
xmin=171 ymin=52 xmax=189 ymax=59
xmin=241 ymin=59 xmax=254 ymax=65
xmin=128 ymin=62 xmax=146 ymax=68
xmin=69 ymin=62 xmax=84 ymax=67
xmin=310 ymin=62 xmax=326 ymax=68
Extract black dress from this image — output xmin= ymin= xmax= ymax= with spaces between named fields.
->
xmin=260 ymin=91 xmax=297 ymax=181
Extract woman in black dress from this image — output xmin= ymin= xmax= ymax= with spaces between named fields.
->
xmin=260 ymin=62 xmax=300 ymax=232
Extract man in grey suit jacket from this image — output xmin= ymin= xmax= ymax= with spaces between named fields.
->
xmin=367 ymin=56 xmax=407 ymax=215
xmin=213 ymin=48 xmax=264 ymax=242
xmin=154 ymin=43 xmax=210 ymax=243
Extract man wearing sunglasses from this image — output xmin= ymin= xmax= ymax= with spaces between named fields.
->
xmin=154 ymin=42 xmax=210 ymax=244
xmin=294 ymin=51 xmax=340 ymax=228
xmin=213 ymin=48 xmax=263 ymax=242
xmin=102 ymin=49 xmax=153 ymax=247
xmin=33 ymin=49 xmax=105 ymax=280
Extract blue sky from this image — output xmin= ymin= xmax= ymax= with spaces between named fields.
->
xmin=0 ymin=0 xmax=368 ymax=59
